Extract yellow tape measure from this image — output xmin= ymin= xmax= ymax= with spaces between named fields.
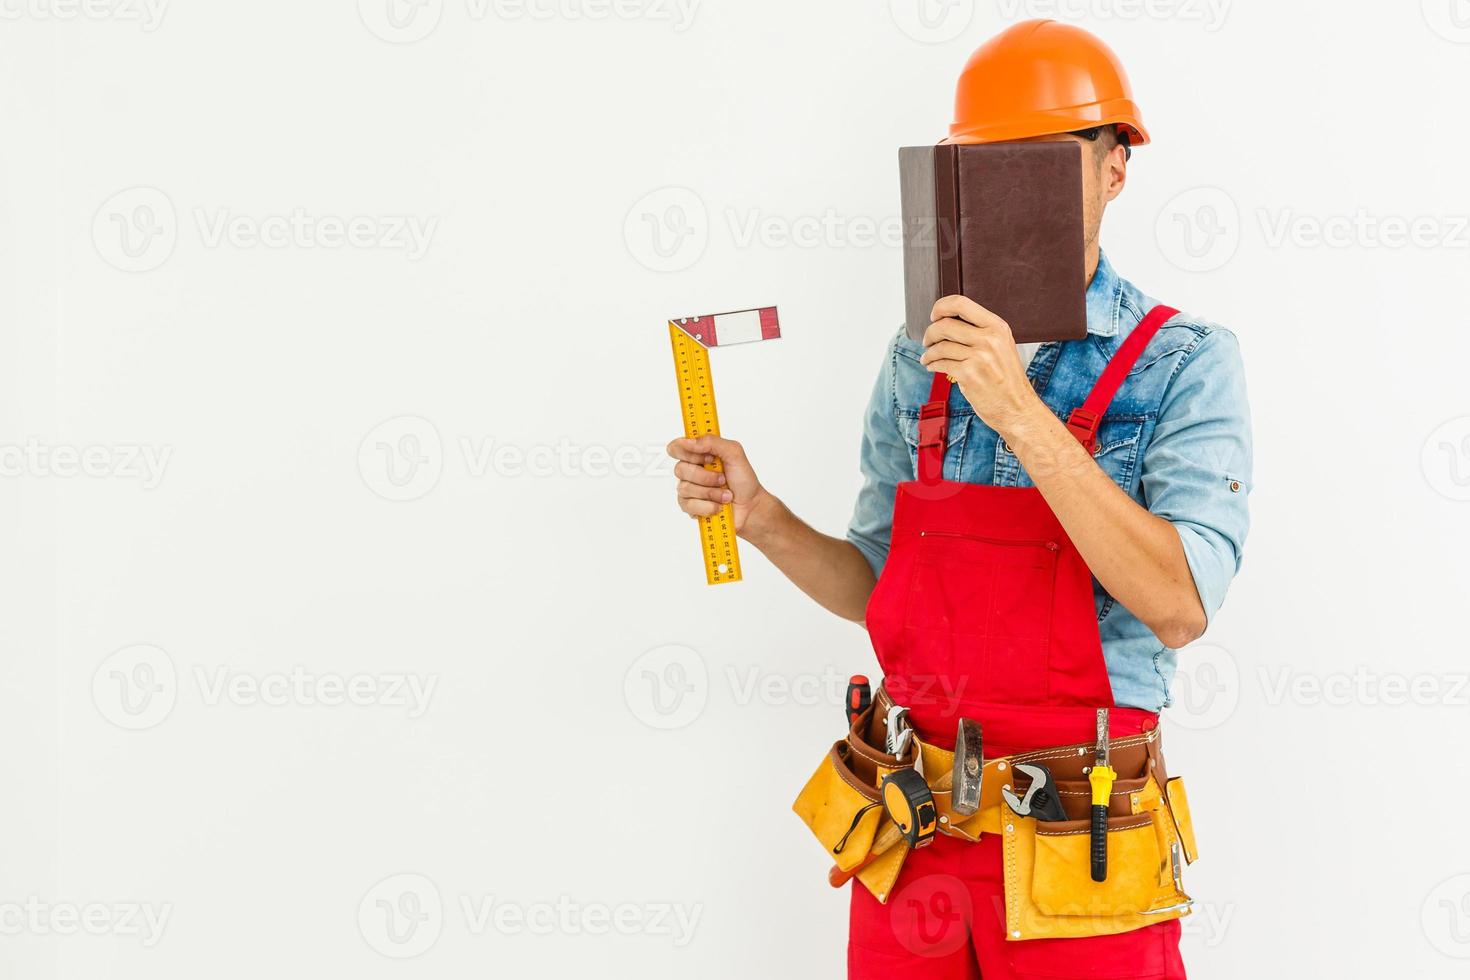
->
xmin=667 ymin=307 xmax=780 ymax=586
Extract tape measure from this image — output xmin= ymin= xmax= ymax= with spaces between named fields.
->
xmin=667 ymin=307 xmax=780 ymax=587
xmin=881 ymin=768 xmax=937 ymax=849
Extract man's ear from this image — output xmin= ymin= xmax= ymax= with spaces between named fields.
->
xmin=1103 ymin=144 xmax=1128 ymax=203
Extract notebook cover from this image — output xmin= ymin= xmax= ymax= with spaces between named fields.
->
xmin=900 ymin=142 xmax=1087 ymax=345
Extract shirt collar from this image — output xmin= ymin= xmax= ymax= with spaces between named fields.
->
xmin=1085 ymin=250 xmax=1125 ymax=338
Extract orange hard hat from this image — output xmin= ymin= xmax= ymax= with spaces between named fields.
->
xmin=945 ymin=19 xmax=1150 ymax=148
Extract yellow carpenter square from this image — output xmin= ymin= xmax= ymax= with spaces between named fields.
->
xmin=669 ymin=320 xmax=742 ymax=585
xmin=667 ymin=307 xmax=780 ymax=585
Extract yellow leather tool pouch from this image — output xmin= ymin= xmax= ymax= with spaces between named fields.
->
xmin=1000 ymin=776 xmax=1194 ymax=942
xmin=1033 ymin=814 xmax=1164 ymax=915
xmin=792 ymin=701 xmax=923 ymax=899
xmin=1165 ymin=776 xmax=1199 ymax=864
xmin=792 ymin=741 xmax=885 ymax=873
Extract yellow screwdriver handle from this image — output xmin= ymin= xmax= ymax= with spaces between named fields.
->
xmin=1088 ymin=764 xmax=1117 ymax=807
xmin=1088 ymin=764 xmax=1116 ymax=883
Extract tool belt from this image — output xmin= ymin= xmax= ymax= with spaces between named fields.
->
xmin=792 ymin=685 xmax=1200 ymax=942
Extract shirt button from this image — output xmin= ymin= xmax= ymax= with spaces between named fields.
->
xmin=1229 ymin=480 xmax=1241 ymax=493
xmin=1001 ymin=440 xmax=1013 ymax=455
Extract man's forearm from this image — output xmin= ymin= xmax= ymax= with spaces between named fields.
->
xmin=739 ymin=493 xmax=878 ymax=624
xmin=1003 ymin=403 xmax=1207 ymax=648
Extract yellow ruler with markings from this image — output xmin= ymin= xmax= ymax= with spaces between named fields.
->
xmin=668 ymin=306 xmax=780 ymax=586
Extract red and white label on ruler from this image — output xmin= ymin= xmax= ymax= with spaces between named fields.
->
xmin=669 ymin=306 xmax=780 ymax=585
xmin=676 ymin=307 xmax=781 ymax=348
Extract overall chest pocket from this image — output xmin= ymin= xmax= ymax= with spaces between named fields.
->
xmin=898 ymin=413 xmax=970 ymax=480
xmin=1090 ymin=417 xmax=1146 ymax=492
xmin=1013 ymin=417 xmax=1146 ymax=495
xmin=902 ymin=531 xmax=1060 ymax=701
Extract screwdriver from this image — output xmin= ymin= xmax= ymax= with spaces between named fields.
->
xmin=1089 ymin=708 xmax=1115 ymax=882
xmin=845 ymin=675 xmax=871 ymax=726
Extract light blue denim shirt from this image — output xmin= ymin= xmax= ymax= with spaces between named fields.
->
xmin=847 ymin=252 xmax=1252 ymax=711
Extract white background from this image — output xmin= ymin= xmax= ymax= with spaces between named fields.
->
xmin=4 ymin=0 xmax=1470 ymax=976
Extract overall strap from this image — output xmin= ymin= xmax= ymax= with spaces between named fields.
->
xmin=917 ymin=372 xmax=952 ymax=483
xmin=1065 ymin=305 xmax=1178 ymax=452
xmin=916 ymin=303 xmax=1176 ymax=479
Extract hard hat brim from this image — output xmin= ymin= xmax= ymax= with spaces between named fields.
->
xmin=943 ymin=98 xmax=1150 ymax=147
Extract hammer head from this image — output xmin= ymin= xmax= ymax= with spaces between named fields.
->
xmin=951 ymin=718 xmax=983 ymax=816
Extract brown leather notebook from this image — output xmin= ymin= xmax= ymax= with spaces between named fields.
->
xmin=899 ymin=142 xmax=1087 ymax=344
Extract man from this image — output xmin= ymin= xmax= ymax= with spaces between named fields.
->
xmin=667 ymin=19 xmax=1249 ymax=979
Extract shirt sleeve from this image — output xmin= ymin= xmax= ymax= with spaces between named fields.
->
xmin=1140 ymin=327 xmax=1253 ymax=624
xmin=846 ymin=334 xmax=912 ymax=578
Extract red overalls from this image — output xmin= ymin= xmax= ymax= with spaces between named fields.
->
xmin=850 ymin=306 xmax=1187 ymax=980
